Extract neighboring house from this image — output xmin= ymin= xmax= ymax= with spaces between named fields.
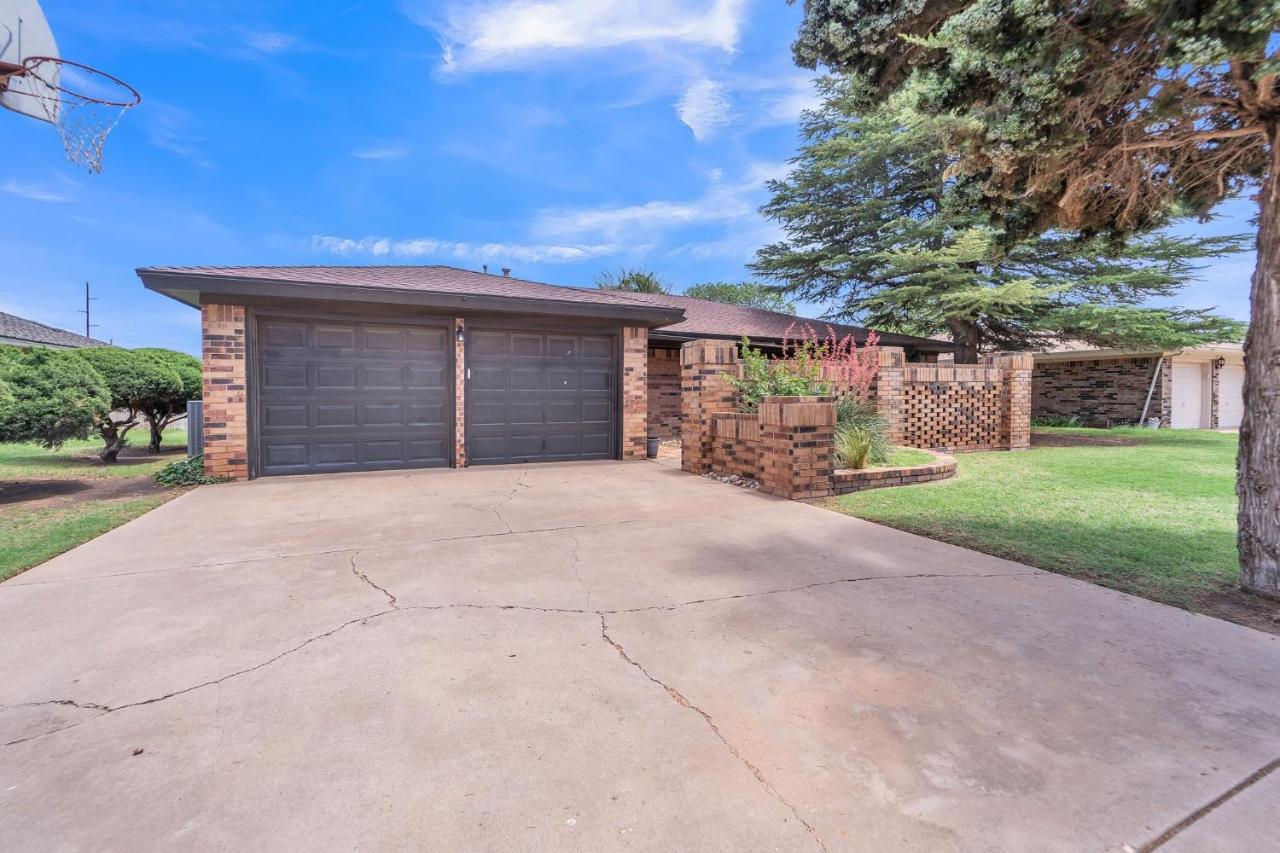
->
xmin=0 ymin=310 xmax=108 ymax=349
xmin=1033 ymin=344 xmax=1245 ymax=429
xmin=138 ymin=265 xmax=950 ymax=479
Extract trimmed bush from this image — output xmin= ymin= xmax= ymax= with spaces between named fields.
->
xmin=134 ymin=348 xmax=202 ymax=452
xmin=0 ymin=345 xmax=110 ymax=448
xmin=73 ymin=348 xmax=183 ymax=462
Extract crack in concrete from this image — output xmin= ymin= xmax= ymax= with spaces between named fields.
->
xmin=0 ymin=698 xmax=111 ymax=713
xmin=489 ymin=470 xmax=531 ymax=534
xmin=567 ymin=532 xmax=591 ymax=609
xmin=599 ymin=614 xmax=827 ymax=852
xmin=1134 ymin=755 xmax=1280 ymax=851
xmin=3 ymin=609 xmax=396 ymax=748
xmin=0 ymin=518 xmax=639 ymax=588
xmin=2 ymin=571 xmax=1040 ymax=748
xmin=350 ymin=551 xmax=397 ymax=608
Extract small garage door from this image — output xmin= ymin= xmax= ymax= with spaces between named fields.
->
xmin=466 ymin=328 xmax=616 ymax=464
xmin=256 ymin=317 xmax=452 ymax=475
xmin=1219 ymin=364 xmax=1245 ymax=429
xmin=1171 ymin=362 xmax=1207 ymax=429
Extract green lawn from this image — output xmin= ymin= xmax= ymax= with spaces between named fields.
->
xmin=824 ymin=427 xmax=1265 ymax=626
xmin=883 ymin=447 xmax=935 ymax=467
xmin=1 ymin=428 xmax=189 ymax=581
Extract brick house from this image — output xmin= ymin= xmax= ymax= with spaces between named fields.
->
xmin=139 ymin=265 xmax=949 ymax=480
xmin=1033 ymin=344 xmax=1245 ymax=429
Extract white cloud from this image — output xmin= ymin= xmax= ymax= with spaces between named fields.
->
xmin=353 ymin=146 xmax=410 ymax=160
xmin=244 ymin=31 xmax=297 ymax=54
xmin=307 ymin=235 xmax=618 ymax=264
xmin=145 ymin=102 xmax=213 ymax=169
xmin=0 ymin=180 xmax=72 ymax=203
xmin=534 ymin=160 xmax=788 ymax=244
xmin=423 ymin=0 xmax=747 ymax=72
xmin=677 ymin=79 xmax=732 ymax=141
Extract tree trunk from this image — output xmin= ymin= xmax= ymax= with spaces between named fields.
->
xmin=948 ymin=317 xmax=981 ymax=364
xmin=1239 ymin=122 xmax=1280 ymax=600
xmin=99 ymin=427 xmax=126 ymax=463
xmin=148 ymin=416 xmax=165 ymax=453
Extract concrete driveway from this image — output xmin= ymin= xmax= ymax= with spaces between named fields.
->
xmin=2 ymin=461 xmax=1277 ymax=852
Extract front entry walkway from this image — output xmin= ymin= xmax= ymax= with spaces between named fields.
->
xmin=2 ymin=462 xmax=1277 ymax=851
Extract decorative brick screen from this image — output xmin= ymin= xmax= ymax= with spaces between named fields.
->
xmin=201 ymin=303 xmax=249 ymax=481
xmin=896 ymin=368 xmax=1003 ymax=451
xmin=647 ymin=346 xmax=682 ymax=439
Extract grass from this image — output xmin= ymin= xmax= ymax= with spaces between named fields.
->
xmin=823 ymin=427 xmax=1273 ymax=629
xmin=881 ymin=447 xmax=935 ymax=467
xmin=0 ymin=429 xmax=186 ymax=480
xmin=0 ymin=427 xmax=190 ymax=581
xmin=0 ymin=496 xmax=170 ymax=582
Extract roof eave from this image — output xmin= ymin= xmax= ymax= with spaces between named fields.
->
xmin=137 ymin=270 xmax=686 ymax=328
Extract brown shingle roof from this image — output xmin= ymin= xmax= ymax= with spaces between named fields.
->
xmin=0 ymin=310 xmax=108 ymax=348
xmin=139 ymin=265 xmax=660 ymax=309
xmin=622 ymin=292 xmax=951 ymax=351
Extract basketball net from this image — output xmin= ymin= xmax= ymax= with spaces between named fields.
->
xmin=19 ymin=56 xmax=141 ymax=174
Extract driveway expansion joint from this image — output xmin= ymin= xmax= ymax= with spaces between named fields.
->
xmin=598 ymin=614 xmax=828 ymax=852
xmin=1133 ymin=754 xmax=1280 ymax=851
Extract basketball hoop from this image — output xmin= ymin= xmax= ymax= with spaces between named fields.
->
xmin=12 ymin=56 xmax=140 ymax=173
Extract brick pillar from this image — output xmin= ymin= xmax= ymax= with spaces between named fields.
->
xmin=757 ymin=396 xmax=836 ymax=500
xmin=454 ymin=318 xmax=466 ymax=467
xmin=1209 ymin=357 xmax=1221 ymax=429
xmin=621 ymin=326 xmax=648 ymax=459
xmin=984 ymin=353 xmax=1033 ymax=450
xmin=1159 ymin=356 xmax=1173 ymax=427
xmin=872 ymin=347 xmax=906 ymax=445
xmin=201 ymin=303 xmax=249 ymax=480
xmin=680 ymin=339 xmax=741 ymax=473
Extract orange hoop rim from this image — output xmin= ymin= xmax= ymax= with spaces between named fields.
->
xmin=18 ymin=55 xmax=141 ymax=108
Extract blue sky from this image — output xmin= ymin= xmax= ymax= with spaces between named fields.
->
xmin=0 ymin=0 xmax=1258 ymax=356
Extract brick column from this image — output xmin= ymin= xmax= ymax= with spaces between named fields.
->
xmin=757 ymin=396 xmax=836 ymax=500
xmin=1159 ymin=356 xmax=1173 ymax=427
xmin=680 ymin=340 xmax=741 ymax=473
xmin=872 ymin=347 xmax=906 ymax=445
xmin=201 ymin=303 xmax=249 ymax=480
xmin=621 ymin=326 xmax=648 ymax=459
xmin=454 ymin=318 xmax=466 ymax=467
xmin=1209 ymin=357 xmax=1221 ymax=429
xmin=984 ymin=353 xmax=1033 ymax=450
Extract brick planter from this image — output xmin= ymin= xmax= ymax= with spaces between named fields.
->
xmin=831 ymin=449 xmax=957 ymax=494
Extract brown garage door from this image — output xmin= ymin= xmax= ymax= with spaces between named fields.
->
xmin=256 ymin=316 xmax=452 ymax=475
xmin=466 ymin=328 xmax=616 ymax=464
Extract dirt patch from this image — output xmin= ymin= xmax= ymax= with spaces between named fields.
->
xmin=0 ymin=477 xmax=163 ymax=511
xmin=1195 ymin=586 xmax=1280 ymax=636
xmin=1031 ymin=431 xmax=1139 ymax=448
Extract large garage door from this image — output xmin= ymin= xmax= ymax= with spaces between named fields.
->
xmin=466 ymin=328 xmax=616 ymax=464
xmin=1219 ymin=364 xmax=1245 ymax=429
xmin=256 ymin=317 xmax=452 ymax=475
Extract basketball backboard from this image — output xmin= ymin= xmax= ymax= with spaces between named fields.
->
xmin=0 ymin=0 xmax=60 ymax=123
xmin=0 ymin=0 xmax=139 ymax=173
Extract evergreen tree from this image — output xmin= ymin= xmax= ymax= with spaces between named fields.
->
xmin=753 ymin=79 xmax=1247 ymax=363
xmin=684 ymin=282 xmax=796 ymax=314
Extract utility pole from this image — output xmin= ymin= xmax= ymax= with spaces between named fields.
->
xmin=78 ymin=280 xmax=98 ymax=340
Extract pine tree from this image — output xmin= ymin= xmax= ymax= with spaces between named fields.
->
xmin=753 ymin=78 xmax=1247 ymax=363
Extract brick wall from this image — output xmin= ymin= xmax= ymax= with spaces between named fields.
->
xmin=1032 ymin=355 xmax=1164 ymax=427
xmin=757 ymin=396 xmax=836 ymax=500
xmin=710 ymin=413 xmax=760 ymax=478
xmin=680 ymin=340 xmax=742 ymax=473
xmin=646 ymin=346 xmax=682 ymax=439
xmin=201 ymin=303 xmax=249 ymax=481
xmin=621 ymin=326 xmax=648 ymax=459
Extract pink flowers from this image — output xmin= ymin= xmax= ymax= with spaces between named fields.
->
xmin=781 ymin=322 xmax=880 ymax=402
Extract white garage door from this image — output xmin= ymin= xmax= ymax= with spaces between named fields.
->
xmin=1171 ymin=362 xmax=1207 ymax=429
xmin=1219 ymin=364 xmax=1245 ymax=429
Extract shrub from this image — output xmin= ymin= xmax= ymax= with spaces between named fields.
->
xmin=134 ymin=348 xmax=202 ymax=453
xmin=729 ymin=337 xmax=829 ymax=412
xmin=73 ymin=348 xmax=183 ymax=462
xmin=1032 ymin=415 xmax=1085 ymax=428
xmin=727 ymin=325 xmax=880 ymax=414
xmin=154 ymin=455 xmax=223 ymax=487
xmin=0 ymin=345 xmax=110 ymax=448
xmin=833 ymin=397 xmax=890 ymax=469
